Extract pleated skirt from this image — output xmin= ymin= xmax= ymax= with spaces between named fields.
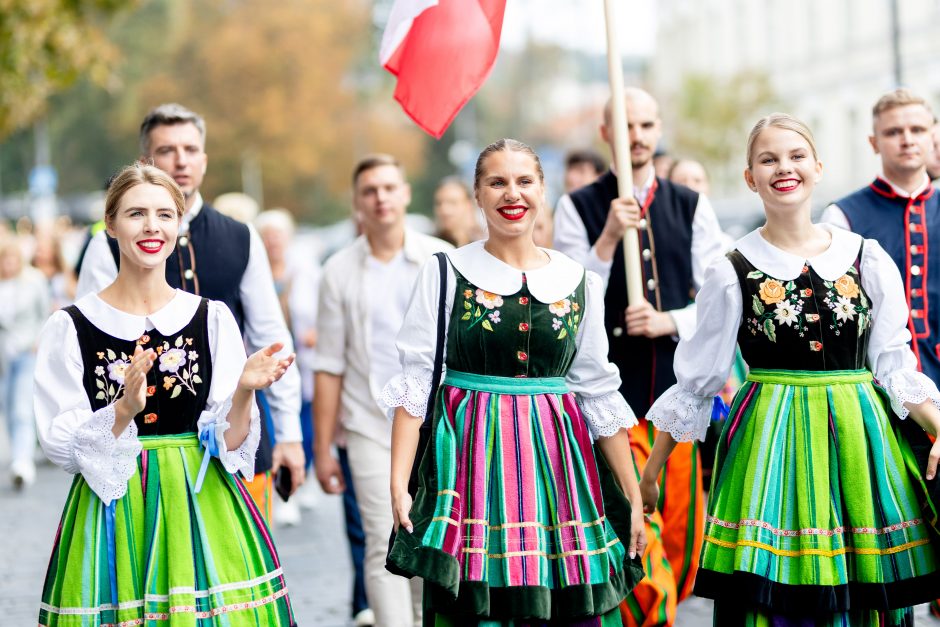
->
xmin=39 ymin=434 xmax=295 ymax=626
xmin=695 ymin=368 xmax=940 ymax=624
xmin=388 ymin=370 xmax=643 ymax=625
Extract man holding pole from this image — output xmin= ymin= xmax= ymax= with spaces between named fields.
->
xmin=554 ymin=87 xmax=726 ymax=626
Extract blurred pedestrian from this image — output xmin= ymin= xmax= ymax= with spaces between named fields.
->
xmin=927 ymin=121 xmax=940 ymax=182
xmin=76 ymin=103 xmax=304 ymax=522
xmin=563 ymin=148 xmax=606 ymax=193
xmin=314 ymin=154 xmax=450 ymax=627
xmin=432 ymin=176 xmax=483 ymax=247
xmin=642 ymin=112 xmax=940 ymax=626
xmin=0 ymin=235 xmax=48 ymax=489
xmin=32 ymin=225 xmax=76 ymax=311
xmin=668 ymin=158 xmax=710 ymax=195
xmin=554 ymin=87 xmax=727 ymax=626
xmin=35 ymin=164 xmax=297 ymax=626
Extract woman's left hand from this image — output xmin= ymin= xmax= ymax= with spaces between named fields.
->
xmin=927 ymin=436 xmax=940 ymax=481
xmin=239 ymin=342 xmax=295 ymax=390
xmin=629 ymin=500 xmax=648 ymax=560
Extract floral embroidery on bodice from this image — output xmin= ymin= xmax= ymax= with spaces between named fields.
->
xmin=447 ymin=266 xmax=586 ymax=378
xmin=728 ymin=246 xmax=872 ymax=371
xmin=65 ymin=299 xmax=213 ymax=436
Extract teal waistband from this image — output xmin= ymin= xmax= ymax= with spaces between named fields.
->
xmin=443 ymin=370 xmax=568 ymax=395
xmin=138 ymin=434 xmax=199 ymax=450
xmin=746 ymin=368 xmax=872 ymax=387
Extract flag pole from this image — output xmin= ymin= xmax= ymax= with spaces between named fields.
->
xmin=603 ymin=0 xmax=644 ymax=306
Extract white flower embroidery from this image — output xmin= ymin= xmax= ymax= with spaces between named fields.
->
xmin=188 ymin=350 xmax=199 ymax=361
xmin=107 ymin=360 xmax=128 ymax=384
xmin=94 ymin=365 xmax=105 ymax=377
xmin=774 ymin=301 xmax=799 ymax=327
xmin=833 ymin=296 xmax=856 ymax=322
xmin=158 ymin=348 xmax=187 ymax=373
xmin=474 ymin=289 xmax=503 ymax=310
xmin=488 ymin=310 xmax=501 ymax=324
xmin=552 ymin=318 xmax=563 ymax=331
xmin=549 ymin=299 xmax=572 ymax=317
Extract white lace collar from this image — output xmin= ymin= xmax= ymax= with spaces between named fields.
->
xmin=447 ymin=240 xmax=585 ymax=303
xmin=735 ymin=223 xmax=863 ymax=281
xmin=75 ymin=290 xmax=202 ymax=341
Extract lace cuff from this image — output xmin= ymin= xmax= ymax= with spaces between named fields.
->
xmin=70 ymin=404 xmax=142 ymax=505
xmin=647 ymin=384 xmax=712 ymax=442
xmin=881 ymin=369 xmax=940 ymax=420
xmin=196 ymin=398 xmax=259 ymax=478
xmin=576 ymin=392 xmax=638 ymax=439
xmin=379 ymin=368 xmax=434 ymax=420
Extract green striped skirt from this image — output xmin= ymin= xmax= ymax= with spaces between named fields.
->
xmin=695 ymin=369 xmax=940 ymax=617
xmin=39 ymin=434 xmax=295 ymax=626
xmin=388 ymin=371 xmax=642 ymax=624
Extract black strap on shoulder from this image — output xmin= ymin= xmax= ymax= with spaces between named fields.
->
xmin=725 ymin=249 xmax=752 ymax=309
xmin=425 ymin=252 xmax=448 ymax=421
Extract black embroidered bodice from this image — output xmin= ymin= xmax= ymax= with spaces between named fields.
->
xmin=727 ymin=245 xmax=872 ymax=371
xmin=64 ymin=299 xmax=214 ymax=436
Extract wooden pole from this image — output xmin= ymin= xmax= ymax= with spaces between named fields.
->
xmin=603 ymin=0 xmax=644 ymax=306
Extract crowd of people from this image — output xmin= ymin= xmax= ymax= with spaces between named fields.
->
xmin=4 ymin=83 xmax=940 ymax=627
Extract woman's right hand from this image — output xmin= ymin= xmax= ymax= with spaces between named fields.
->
xmin=639 ymin=475 xmax=660 ymax=514
xmin=392 ymin=489 xmax=414 ymax=534
xmin=115 ymin=345 xmax=155 ymax=421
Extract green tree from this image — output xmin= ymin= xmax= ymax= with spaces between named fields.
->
xmin=0 ymin=0 xmax=135 ymax=139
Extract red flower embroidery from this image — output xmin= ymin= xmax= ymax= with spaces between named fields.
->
xmin=809 ymin=341 xmax=823 ymax=352
xmin=144 ymin=413 xmax=158 ymax=424
xmin=137 ymin=334 xmax=150 ymax=345
xmin=146 ymin=385 xmax=156 ymax=397
xmin=517 ymin=351 xmax=528 ymax=362
xmin=518 ymin=323 xmax=529 ymax=332
xmin=801 ymin=265 xmax=810 ymax=273
xmin=519 ymin=297 xmax=529 ymax=306
xmin=802 ymin=288 xmax=813 ymax=297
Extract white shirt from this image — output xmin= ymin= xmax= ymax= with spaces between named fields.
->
xmin=821 ymin=173 xmax=934 ymax=229
xmin=34 ymin=290 xmax=260 ymax=504
xmin=553 ymin=172 xmax=729 ymax=339
xmin=75 ymin=193 xmax=302 ymax=444
xmin=286 ymin=253 xmax=321 ymax=403
xmin=647 ymin=224 xmax=940 ymax=442
xmin=366 ymin=251 xmax=414 ymax=405
xmin=316 ymin=229 xmax=453 ymax=447
xmin=379 ymin=241 xmax=638 ymax=439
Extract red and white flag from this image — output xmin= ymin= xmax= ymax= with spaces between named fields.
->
xmin=380 ymin=0 xmax=507 ymax=139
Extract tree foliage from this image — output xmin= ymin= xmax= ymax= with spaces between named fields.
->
xmin=667 ymin=71 xmax=782 ymax=193
xmin=0 ymin=0 xmax=134 ymax=139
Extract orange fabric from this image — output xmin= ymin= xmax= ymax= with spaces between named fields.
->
xmin=241 ymin=471 xmax=273 ymax=524
xmin=619 ymin=419 xmax=704 ymax=627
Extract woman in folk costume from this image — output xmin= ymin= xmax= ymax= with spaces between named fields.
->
xmin=35 ymin=164 xmax=296 ymax=626
xmin=382 ymin=139 xmax=646 ymax=626
xmin=639 ymin=114 xmax=940 ymax=626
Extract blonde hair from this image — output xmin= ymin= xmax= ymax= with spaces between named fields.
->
xmin=746 ymin=113 xmax=818 ymax=168
xmin=872 ymin=88 xmax=934 ymax=120
xmin=105 ymin=164 xmax=185 ymax=226
xmin=473 ymin=139 xmax=544 ymax=191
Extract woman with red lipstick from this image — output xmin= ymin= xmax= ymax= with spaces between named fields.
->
xmin=639 ymin=114 xmax=940 ymax=626
xmin=33 ymin=164 xmax=297 ymax=626
xmin=382 ymin=139 xmax=646 ymax=625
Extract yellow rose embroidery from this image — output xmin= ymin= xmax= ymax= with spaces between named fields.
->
xmin=758 ymin=279 xmax=786 ymax=305
xmin=834 ymin=275 xmax=860 ymax=299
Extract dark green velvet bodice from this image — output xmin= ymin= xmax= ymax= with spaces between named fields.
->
xmin=445 ymin=267 xmax=586 ymax=378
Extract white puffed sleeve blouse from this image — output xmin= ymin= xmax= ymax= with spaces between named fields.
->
xmin=648 ymin=224 xmax=940 ymax=442
xmin=380 ymin=240 xmax=637 ymax=439
xmin=34 ymin=290 xmax=259 ymax=504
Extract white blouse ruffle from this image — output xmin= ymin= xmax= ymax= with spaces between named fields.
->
xmin=379 ymin=244 xmax=637 ymax=439
xmin=648 ymin=225 xmax=940 ymax=442
xmin=34 ymin=291 xmax=259 ymax=504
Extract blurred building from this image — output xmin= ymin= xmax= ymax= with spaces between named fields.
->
xmin=651 ymin=0 xmax=940 ymax=209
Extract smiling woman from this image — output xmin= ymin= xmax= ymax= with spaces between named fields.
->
xmin=639 ymin=115 xmax=940 ymax=626
xmin=33 ymin=164 xmax=298 ymax=626
xmin=382 ymin=139 xmax=647 ymax=626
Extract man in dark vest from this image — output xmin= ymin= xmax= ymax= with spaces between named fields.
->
xmin=554 ymin=87 xmax=726 ymax=627
xmin=76 ymin=104 xmax=304 ymax=521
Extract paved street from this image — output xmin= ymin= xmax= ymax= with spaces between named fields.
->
xmin=1 ymin=461 xmax=935 ymax=626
